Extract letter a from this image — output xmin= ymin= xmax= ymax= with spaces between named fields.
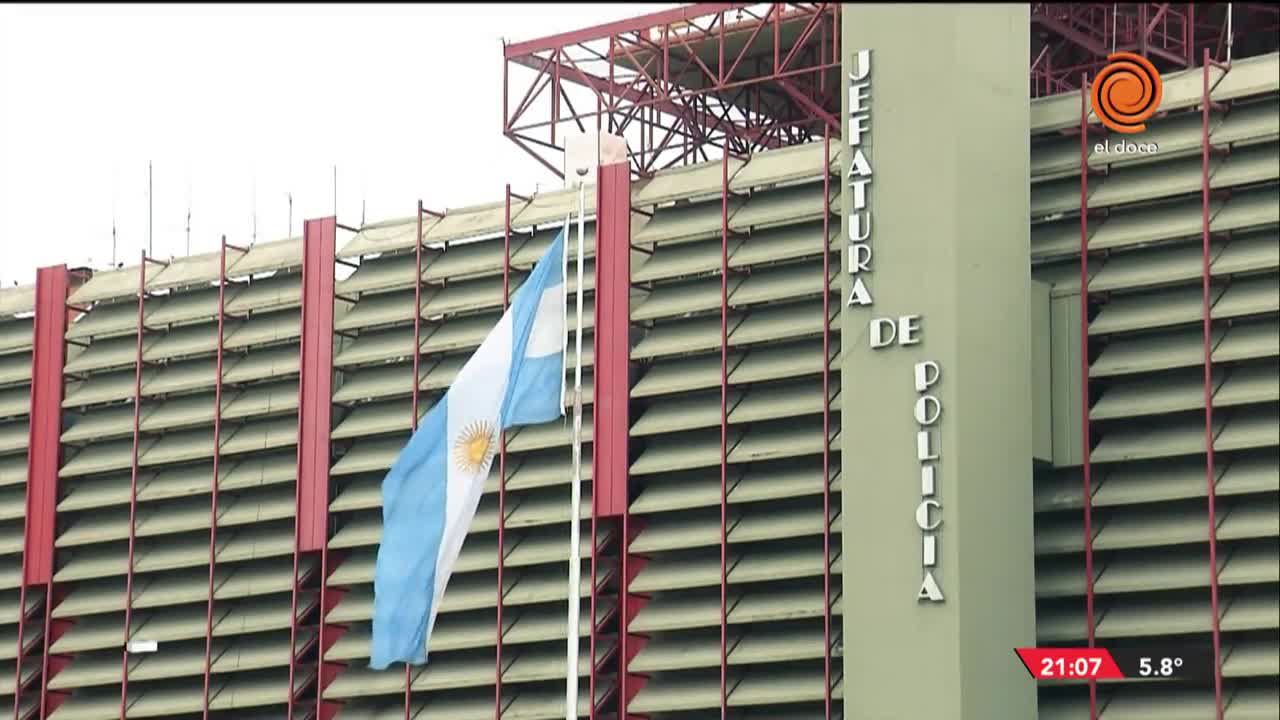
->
xmin=918 ymin=571 xmax=944 ymax=602
xmin=847 ymin=277 xmax=873 ymax=307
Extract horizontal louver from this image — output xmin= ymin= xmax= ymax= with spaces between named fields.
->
xmin=1030 ymin=52 xmax=1280 ymax=718
xmin=45 ymin=239 xmax=309 ymax=719
xmin=0 ymin=287 xmax=37 ymax=718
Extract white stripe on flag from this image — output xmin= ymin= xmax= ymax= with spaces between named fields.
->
xmin=526 ymin=283 xmax=565 ymax=358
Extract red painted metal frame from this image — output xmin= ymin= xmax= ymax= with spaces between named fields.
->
xmin=201 ymin=237 xmax=243 ymax=717
xmin=1076 ymin=78 xmax=1099 ymax=720
xmin=1199 ymin=47 xmax=1226 ymax=720
xmin=593 ymin=163 xmax=631 ymax=521
xmin=1029 ymin=3 xmax=1264 ymax=97
xmin=404 ymin=200 xmax=428 ymax=720
xmin=819 ymin=31 xmax=835 ymax=714
xmin=288 ymin=217 xmax=338 ymax=720
xmin=717 ymin=144 xmax=730 ymax=720
xmin=120 ymin=252 xmax=168 ymax=720
xmin=503 ymin=3 xmax=841 ymax=178
xmin=496 ymin=187 xmax=513 ymax=719
xmin=14 ymin=265 xmax=70 ymax=720
xmin=590 ymin=160 xmax=636 ymax=718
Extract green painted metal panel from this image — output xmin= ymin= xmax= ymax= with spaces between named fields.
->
xmin=727 ymin=183 xmax=831 ymax=233
xmin=0 ymin=285 xmax=35 ymax=317
xmin=225 ymin=271 xmax=302 ymax=314
xmin=511 ymin=185 xmax=597 ymax=229
xmin=0 ymin=348 xmax=32 ymax=384
xmin=0 ymin=455 xmax=27 ymax=489
xmin=1211 ymin=51 xmax=1280 ymax=101
xmin=1211 ymin=183 xmax=1280 ymax=231
xmin=52 ymin=557 xmax=313 ymax=620
xmin=632 ymin=199 xmax=740 ymax=248
xmin=53 ymin=523 xmax=294 ymax=583
xmin=226 ymin=237 xmax=302 ymax=278
xmin=1212 ymin=141 xmax=1280 ymax=188
xmin=634 ymin=157 xmax=745 ymax=206
xmin=1213 ymin=97 xmax=1280 ymax=146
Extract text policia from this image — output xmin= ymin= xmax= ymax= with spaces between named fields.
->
xmin=846 ymin=49 xmax=946 ymax=604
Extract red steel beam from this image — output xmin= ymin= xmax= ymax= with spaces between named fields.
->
xmin=288 ymin=217 xmax=338 ymax=720
xmin=592 ymin=157 xmax=632 ymax=717
xmin=593 ymin=163 xmax=632 ymax=520
xmin=1077 ymin=77 xmax=1099 ymax=720
xmin=820 ymin=126 xmax=832 ymax=720
xmin=1199 ymin=47 xmax=1225 ymax=720
xmin=504 ymin=3 xmax=746 ymax=59
xmin=509 ymin=55 xmax=789 ymax=151
xmin=14 ymin=265 xmax=70 ymax=720
xmin=496 ymin=187 xmax=512 ymax=719
xmin=718 ymin=143 xmax=730 ymax=720
xmin=200 ymin=238 xmax=232 ymax=718
xmin=405 ymin=201 xmax=427 ymax=720
xmin=297 ymin=217 xmax=336 ymax=554
xmin=119 ymin=251 xmax=159 ymax=720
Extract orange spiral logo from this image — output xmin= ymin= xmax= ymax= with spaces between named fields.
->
xmin=1091 ymin=52 xmax=1164 ymax=134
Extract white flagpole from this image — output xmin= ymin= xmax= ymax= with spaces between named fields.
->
xmin=561 ymin=211 xmax=570 ymax=418
xmin=566 ymin=174 xmax=587 ymax=719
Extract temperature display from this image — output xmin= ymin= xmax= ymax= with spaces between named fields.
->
xmin=1111 ymin=646 xmax=1213 ymax=681
xmin=1016 ymin=646 xmax=1214 ymax=681
xmin=1139 ymin=656 xmax=1183 ymax=677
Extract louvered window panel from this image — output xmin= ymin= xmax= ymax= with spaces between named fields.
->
xmin=0 ymin=287 xmax=38 ymax=718
xmin=1030 ymin=51 xmax=1280 ymax=718
xmin=43 ymin=238 xmax=311 ymax=719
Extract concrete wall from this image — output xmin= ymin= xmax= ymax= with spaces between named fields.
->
xmin=839 ymin=4 xmax=1038 ymax=718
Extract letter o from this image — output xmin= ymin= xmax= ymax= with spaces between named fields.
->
xmin=914 ymin=395 xmax=941 ymax=425
xmin=915 ymin=499 xmax=942 ymax=531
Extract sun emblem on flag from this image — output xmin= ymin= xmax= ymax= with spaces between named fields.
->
xmin=453 ymin=420 xmax=498 ymax=475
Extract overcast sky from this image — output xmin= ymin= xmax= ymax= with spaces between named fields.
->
xmin=0 ymin=2 xmax=675 ymax=287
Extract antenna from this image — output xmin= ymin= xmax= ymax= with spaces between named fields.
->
xmin=112 ymin=182 xmax=118 ymax=267
xmin=185 ymin=176 xmax=192 ymax=257
xmin=288 ymin=192 xmax=293 ymax=238
xmin=148 ymin=161 xmax=153 ymax=257
xmin=252 ymin=174 xmax=258 ymax=245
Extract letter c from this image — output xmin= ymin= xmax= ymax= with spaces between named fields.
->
xmin=915 ymin=499 xmax=942 ymax=531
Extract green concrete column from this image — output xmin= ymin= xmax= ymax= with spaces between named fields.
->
xmin=838 ymin=5 xmax=1037 ymax=718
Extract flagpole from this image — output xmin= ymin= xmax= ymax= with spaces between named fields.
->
xmin=567 ymin=171 xmax=587 ymax=719
xmin=561 ymin=211 xmax=570 ymax=418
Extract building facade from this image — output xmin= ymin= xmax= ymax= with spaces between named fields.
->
xmin=1 ymin=4 xmax=1277 ymax=719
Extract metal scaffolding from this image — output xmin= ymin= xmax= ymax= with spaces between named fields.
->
xmin=1031 ymin=3 xmax=1276 ymax=97
xmin=503 ymin=3 xmax=842 ymax=178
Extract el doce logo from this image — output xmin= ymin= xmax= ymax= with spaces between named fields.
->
xmin=1091 ymin=52 xmax=1163 ymax=154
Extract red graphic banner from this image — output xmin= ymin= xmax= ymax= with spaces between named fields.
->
xmin=1015 ymin=647 xmax=1125 ymax=680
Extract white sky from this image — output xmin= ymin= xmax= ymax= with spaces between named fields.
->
xmin=0 ymin=2 xmax=676 ymax=287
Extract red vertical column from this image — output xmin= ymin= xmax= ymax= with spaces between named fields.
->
xmin=593 ymin=159 xmax=645 ymax=718
xmin=1077 ymin=77 xmax=1099 ymax=720
xmin=121 ymin=252 xmax=168 ymax=720
xmin=1199 ymin=48 xmax=1225 ymax=720
xmin=496 ymin=187 xmax=512 ymax=718
xmin=820 ymin=127 xmax=833 ymax=720
xmin=717 ymin=146 xmax=730 ymax=720
xmin=14 ymin=266 xmax=70 ymax=720
xmin=406 ymin=201 xmax=424 ymax=720
xmin=287 ymin=216 xmax=338 ymax=720
xmin=593 ymin=162 xmax=631 ymax=521
xmin=298 ymin=217 xmax=336 ymax=552
xmin=202 ymin=238 xmax=247 ymax=717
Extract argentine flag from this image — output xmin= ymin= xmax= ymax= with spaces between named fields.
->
xmin=370 ymin=229 xmax=566 ymax=669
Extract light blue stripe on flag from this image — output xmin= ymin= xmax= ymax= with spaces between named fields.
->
xmin=371 ymin=229 xmax=566 ymax=670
